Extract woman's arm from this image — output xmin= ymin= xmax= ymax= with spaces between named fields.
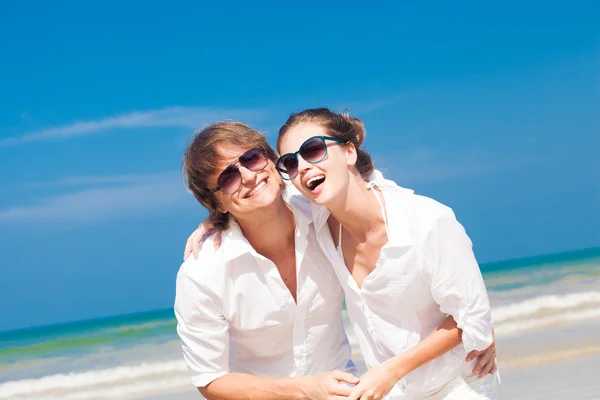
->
xmin=347 ymin=316 xmax=461 ymax=400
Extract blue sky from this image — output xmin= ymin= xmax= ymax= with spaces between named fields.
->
xmin=0 ymin=1 xmax=598 ymax=331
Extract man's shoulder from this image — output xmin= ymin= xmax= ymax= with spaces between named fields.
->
xmin=176 ymin=239 xmax=230 ymax=290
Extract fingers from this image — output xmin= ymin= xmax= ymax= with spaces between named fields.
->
xmin=331 ymin=384 xmax=354 ymax=397
xmin=192 ymin=240 xmax=200 ymax=259
xmin=214 ymin=231 xmax=223 ymax=251
xmin=466 ymin=349 xmax=483 ymax=363
xmin=331 ymin=370 xmax=359 ymax=385
xmin=490 ymin=359 xmax=497 ymax=375
xmin=183 ymin=237 xmax=193 ymax=260
xmin=347 ymin=389 xmax=361 ymax=400
xmin=472 ymin=346 xmax=494 ymax=376
xmin=478 ymin=354 xmax=497 ymax=377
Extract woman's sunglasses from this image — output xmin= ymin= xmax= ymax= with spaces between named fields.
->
xmin=210 ymin=148 xmax=268 ymax=195
xmin=276 ymin=136 xmax=349 ymax=180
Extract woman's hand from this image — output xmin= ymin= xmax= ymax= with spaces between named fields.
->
xmin=466 ymin=329 xmax=498 ymax=377
xmin=183 ymin=219 xmax=223 ymax=260
xmin=348 ymin=358 xmax=402 ymax=400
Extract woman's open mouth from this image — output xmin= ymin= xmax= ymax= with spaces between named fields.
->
xmin=306 ymin=175 xmax=325 ymax=192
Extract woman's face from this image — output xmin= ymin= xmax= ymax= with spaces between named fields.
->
xmin=277 ymin=122 xmax=356 ymax=206
xmin=208 ymin=145 xmax=284 ymax=219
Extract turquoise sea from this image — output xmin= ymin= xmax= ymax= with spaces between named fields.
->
xmin=1 ymin=247 xmax=599 ymax=399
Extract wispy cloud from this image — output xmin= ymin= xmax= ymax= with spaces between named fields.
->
xmin=20 ymin=173 xmax=177 ymax=189
xmin=375 ymin=148 xmax=555 ymax=185
xmin=0 ymin=106 xmax=269 ymax=148
xmin=0 ymin=172 xmax=195 ymax=224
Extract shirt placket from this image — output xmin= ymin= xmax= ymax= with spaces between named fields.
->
xmin=292 ymin=225 xmax=309 ymax=374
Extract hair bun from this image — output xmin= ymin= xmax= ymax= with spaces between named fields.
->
xmin=343 ymin=109 xmax=366 ymax=146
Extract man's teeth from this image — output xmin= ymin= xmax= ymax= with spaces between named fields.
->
xmin=248 ymin=181 xmax=266 ymax=197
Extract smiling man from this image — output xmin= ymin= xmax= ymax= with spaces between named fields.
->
xmin=175 ymin=121 xmax=358 ymax=400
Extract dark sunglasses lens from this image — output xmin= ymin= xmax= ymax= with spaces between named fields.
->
xmin=217 ymin=164 xmax=241 ymax=194
xmin=277 ymin=154 xmax=298 ymax=179
xmin=301 ymin=138 xmax=327 ymax=162
xmin=239 ymin=148 xmax=267 ymax=171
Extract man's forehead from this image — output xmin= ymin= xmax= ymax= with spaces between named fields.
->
xmin=213 ymin=144 xmax=247 ymax=167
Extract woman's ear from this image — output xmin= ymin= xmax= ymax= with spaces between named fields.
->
xmin=345 ymin=143 xmax=358 ymax=167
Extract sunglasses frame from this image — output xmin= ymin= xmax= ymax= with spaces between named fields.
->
xmin=276 ymin=135 xmax=349 ymax=180
xmin=209 ymin=147 xmax=268 ymax=195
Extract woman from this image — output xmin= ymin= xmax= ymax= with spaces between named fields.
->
xmin=183 ymin=115 xmax=498 ymax=399
xmin=275 ymin=108 xmax=500 ymax=399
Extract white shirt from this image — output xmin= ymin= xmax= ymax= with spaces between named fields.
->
xmin=312 ymin=180 xmax=494 ymax=393
xmin=174 ymin=193 xmax=354 ymax=387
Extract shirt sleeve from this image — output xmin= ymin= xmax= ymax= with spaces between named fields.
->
xmin=426 ymin=209 xmax=494 ymax=353
xmin=174 ymin=264 xmax=230 ymax=387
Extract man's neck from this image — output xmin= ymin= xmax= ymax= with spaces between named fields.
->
xmin=236 ymin=197 xmax=296 ymax=259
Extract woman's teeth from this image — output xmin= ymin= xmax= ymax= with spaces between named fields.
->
xmin=247 ymin=181 xmax=266 ymax=197
xmin=307 ymin=175 xmax=325 ymax=190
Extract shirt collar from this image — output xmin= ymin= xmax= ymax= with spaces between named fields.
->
xmin=219 ymin=196 xmax=313 ymax=262
xmin=311 ymin=180 xmax=415 ymax=249
xmin=219 ymin=220 xmax=255 ymax=261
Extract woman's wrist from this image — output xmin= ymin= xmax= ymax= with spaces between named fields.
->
xmin=388 ymin=354 xmax=410 ymax=382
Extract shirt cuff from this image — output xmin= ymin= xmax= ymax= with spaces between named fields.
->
xmin=459 ymin=318 xmax=494 ymax=353
xmin=190 ymin=370 xmax=229 ymax=388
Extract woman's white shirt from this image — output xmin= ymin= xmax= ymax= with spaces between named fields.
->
xmin=311 ymin=181 xmax=494 ymax=393
xmin=174 ymin=196 xmax=354 ymax=387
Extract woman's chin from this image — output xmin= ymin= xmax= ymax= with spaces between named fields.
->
xmin=307 ymin=184 xmax=335 ymax=206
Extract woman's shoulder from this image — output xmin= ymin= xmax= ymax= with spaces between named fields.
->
xmin=377 ymin=181 xmax=456 ymax=235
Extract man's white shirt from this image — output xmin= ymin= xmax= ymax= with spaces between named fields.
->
xmin=174 ymin=190 xmax=354 ymax=387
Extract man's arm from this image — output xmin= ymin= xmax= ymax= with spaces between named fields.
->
xmin=175 ymin=259 xmax=358 ymax=400
xmin=200 ymin=370 xmax=358 ymax=400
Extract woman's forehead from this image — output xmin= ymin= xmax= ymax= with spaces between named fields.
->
xmin=280 ymin=123 xmax=325 ymax=149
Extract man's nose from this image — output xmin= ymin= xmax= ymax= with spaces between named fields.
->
xmin=239 ymin=165 xmax=258 ymax=185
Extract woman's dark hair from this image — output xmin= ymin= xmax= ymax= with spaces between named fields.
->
xmin=277 ymin=108 xmax=374 ymax=180
xmin=183 ymin=121 xmax=278 ymax=230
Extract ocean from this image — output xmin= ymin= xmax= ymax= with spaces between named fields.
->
xmin=1 ymin=247 xmax=599 ymax=399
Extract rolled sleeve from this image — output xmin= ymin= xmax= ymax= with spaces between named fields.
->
xmin=174 ymin=264 xmax=230 ymax=387
xmin=427 ymin=210 xmax=494 ymax=353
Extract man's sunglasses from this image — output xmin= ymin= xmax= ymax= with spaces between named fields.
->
xmin=276 ymin=136 xmax=349 ymax=180
xmin=210 ymin=148 xmax=268 ymax=195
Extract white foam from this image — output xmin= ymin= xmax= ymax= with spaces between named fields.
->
xmin=495 ymin=307 xmax=600 ymax=337
xmin=0 ymin=360 xmax=188 ymax=399
xmin=40 ymin=376 xmax=191 ymax=400
xmin=492 ymin=291 xmax=600 ymax=323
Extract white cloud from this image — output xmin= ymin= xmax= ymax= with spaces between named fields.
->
xmin=0 ymin=173 xmax=195 ymax=224
xmin=21 ymin=173 xmax=177 ymax=189
xmin=0 ymin=106 xmax=269 ymax=147
xmin=375 ymin=148 xmax=554 ymax=185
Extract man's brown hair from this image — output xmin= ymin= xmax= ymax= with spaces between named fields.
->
xmin=183 ymin=122 xmax=278 ymax=230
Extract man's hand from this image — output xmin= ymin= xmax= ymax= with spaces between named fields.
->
xmin=183 ymin=219 xmax=223 ymax=260
xmin=302 ymin=370 xmax=359 ymax=400
xmin=466 ymin=329 xmax=497 ymax=377
xmin=347 ymin=359 xmax=400 ymax=400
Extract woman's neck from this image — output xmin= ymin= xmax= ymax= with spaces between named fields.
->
xmin=326 ymin=172 xmax=385 ymax=242
xmin=235 ymin=197 xmax=295 ymax=257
